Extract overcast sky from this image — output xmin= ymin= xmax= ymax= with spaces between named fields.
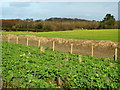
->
xmin=0 ymin=2 xmax=118 ymax=21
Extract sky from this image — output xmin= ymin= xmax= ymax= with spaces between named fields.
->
xmin=0 ymin=1 xmax=118 ymax=21
xmin=0 ymin=0 xmax=119 ymax=2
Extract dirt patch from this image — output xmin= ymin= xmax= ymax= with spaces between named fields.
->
xmin=2 ymin=34 xmax=120 ymax=59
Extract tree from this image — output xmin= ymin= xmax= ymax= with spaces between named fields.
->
xmin=35 ymin=23 xmax=43 ymax=32
xmin=12 ymin=25 xmax=17 ymax=31
xmin=43 ymin=24 xmax=52 ymax=32
xmin=100 ymin=14 xmax=116 ymax=29
xmin=24 ymin=18 xmax=33 ymax=22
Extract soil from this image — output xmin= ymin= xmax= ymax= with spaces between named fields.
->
xmin=2 ymin=34 xmax=120 ymax=59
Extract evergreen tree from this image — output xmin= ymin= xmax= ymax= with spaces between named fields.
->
xmin=100 ymin=14 xmax=116 ymax=29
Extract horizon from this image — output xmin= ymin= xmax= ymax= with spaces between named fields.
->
xmin=0 ymin=16 xmax=117 ymax=21
xmin=1 ymin=2 xmax=118 ymax=21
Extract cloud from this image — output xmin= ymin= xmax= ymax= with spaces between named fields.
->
xmin=9 ymin=2 xmax=31 ymax=7
xmin=1 ymin=2 xmax=118 ymax=20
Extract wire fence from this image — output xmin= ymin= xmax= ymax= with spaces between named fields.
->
xmin=2 ymin=35 xmax=120 ymax=60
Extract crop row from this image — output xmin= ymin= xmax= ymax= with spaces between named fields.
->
xmin=2 ymin=41 xmax=120 ymax=88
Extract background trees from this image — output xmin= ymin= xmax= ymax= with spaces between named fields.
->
xmin=1 ymin=14 xmax=118 ymax=32
xmin=34 ymin=23 xmax=43 ymax=32
xmin=100 ymin=14 xmax=116 ymax=29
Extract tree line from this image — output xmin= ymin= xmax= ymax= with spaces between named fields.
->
xmin=1 ymin=14 xmax=119 ymax=32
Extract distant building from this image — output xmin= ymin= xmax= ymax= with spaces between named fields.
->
xmin=73 ymin=28 xmax=87 ymax=30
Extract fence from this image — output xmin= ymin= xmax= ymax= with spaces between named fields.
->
xmin=2 ymin=35 xmax=120 ymax=60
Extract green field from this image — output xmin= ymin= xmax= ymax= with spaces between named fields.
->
xmin=2 ymin=29 xmax=119 ymax=42
xmin=2 ymin=41 xmax=119 ymax=88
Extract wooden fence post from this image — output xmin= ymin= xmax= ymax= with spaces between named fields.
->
xmin=40 ymin=47 xmax=42 ymax=52
xmin=91 ymin=44 xmax=94 ymax=57
xmin=57 ymin=76 xmax=62 ymax=86
xmin=40 ymin=46 xmax=45 ymax=52
xmin=78 ymin=55 xmax=82 ymax=63
xmin=16 ymin=37 xmax=18 ymax=44
xmin=53 ymin=41 xmax=55 ymax=51
xmin=115 ymin=47 xmax=118 ymax=60
xmin=8 ymin=35 xmax=10 ymax=42
xmin=27 ymin=38 xmax=29 ymax=46
xmin=70 ymin=43 xmax=73 ymax=54
xmin=64 ymin=55 xmax=69 ymax=61
xmin=38 ymin=40 xmax=40 ymax=47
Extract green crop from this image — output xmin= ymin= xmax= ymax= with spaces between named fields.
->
xmin=2 ymin=41 xmax=120 ymax=88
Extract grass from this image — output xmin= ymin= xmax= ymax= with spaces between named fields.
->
xmin=2 ymin=29 xmax=119 ymax=42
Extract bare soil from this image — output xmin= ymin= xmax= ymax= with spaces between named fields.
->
xmin=2 ymin=34 xmax=120 ymax=59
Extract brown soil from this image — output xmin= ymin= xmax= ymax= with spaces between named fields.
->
xmin=2 ymin=34 xmax=120 ymax=59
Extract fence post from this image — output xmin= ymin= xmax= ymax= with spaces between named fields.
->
xmin=8 ymin=35 xmax=10 ymax=42
xmin=38 ymin=40 xmax=40 ymax=47
xmin=16 ymin=37 xmax=18 ymax=44
xmin=40 ymin=47 xmax=42 ymax=52
xmin=53 ymin=41 xmax=55 ymax=51
xmin=64 ymin=55 xmax=69 ymax=61
xmin=27 ymin=38 xmax=29 ymax=46
xmin=57 ymin=76 xmax=62 ymax=86
xmin=115 ymin=47 xmax=118 ymax=60
xmin=78 ymin=55 xmax=82 ymax=63
xmin=40 ymin=46 xmax=45 ymax=52
xmin=70 ymin=43 xmax=73 ymax=54
xmin=91 ymin=44 xmax=94 ymax=57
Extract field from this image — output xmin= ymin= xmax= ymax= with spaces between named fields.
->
xmin=2 ymin=41 xmax=120 ymax=88
xmin=2 ymin=29 xmax=119 ymax=42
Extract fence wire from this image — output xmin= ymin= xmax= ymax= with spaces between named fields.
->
xmin=2 ymin=35 xmax=120 ymax=59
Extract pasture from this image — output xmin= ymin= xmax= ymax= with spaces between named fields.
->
xmin=2 ymin=29 xmax=119 ymax=42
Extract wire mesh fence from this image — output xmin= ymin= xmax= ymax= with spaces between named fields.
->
xmin=1 ymin=35 xmax=120 ymax=59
